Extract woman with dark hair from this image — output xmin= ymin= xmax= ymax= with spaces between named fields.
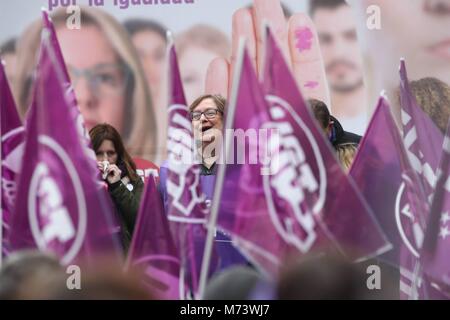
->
xmin=89 ymin=123 xmax=144 ymax=251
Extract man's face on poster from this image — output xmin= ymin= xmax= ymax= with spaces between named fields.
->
xmin=313 ymin=4 xmax=364 ymax=94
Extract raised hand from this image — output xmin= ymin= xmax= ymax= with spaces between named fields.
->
xmin=205 ymin=0 xmax=330 ymax=106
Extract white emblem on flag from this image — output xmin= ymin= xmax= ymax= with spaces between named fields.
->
xmin=28 ymin=135 xmax=87 ymax=265
xmin=167 ymin=105 xmax=206 ymax=223
xmin=263 ymin=95 xmax=326 ymax=253
xmin=395 ymin=173 xmax=426 ymax=258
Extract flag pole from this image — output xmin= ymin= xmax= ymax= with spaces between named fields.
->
xmin=198 ymin=38 xmax=246 ymax=299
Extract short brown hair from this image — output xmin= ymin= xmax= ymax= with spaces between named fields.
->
xmin=189 ymin=94 xmax=226 ymax=114
xmin=408 ymin=77 xmax=450 ymax=134
xmin=308 ymin=98 xmax=331 ymax=130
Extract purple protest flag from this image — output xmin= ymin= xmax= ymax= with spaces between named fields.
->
xmin=8 ymin=32 xmax=122 ymax=265
xmin=42 ymin=9 xmax=78 ymax=113
xmin=198 ymin=39 xmax=286 ymax=290
xmin=41 ymin=9 xmax=98 ymax=170
xmin=421 ymin=120 xmax=450 ymax=297
xmin=1 ymin=61 xmax=25 ymax=259
xmin=126 ymin=175 xmax=185 ymax=299
xmin=42 ymin=10 xmax=71 ymax=88
xmin=260 ymin=28 xmax=390 ymax=264
xmin=165 ymin=43 xmax=214 ymax=298
xmin=349 ymin=96 xmax=431 ymax=298
xmin=399 ymin=59 xmax=443 ymax=199
xmin=202 ymin=32 xmax=389 ymax=284
xmin=397 ymin=59 xmax=444 ymax=298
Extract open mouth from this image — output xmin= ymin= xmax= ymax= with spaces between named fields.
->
xmin=201 ymin=125 xmax=212 ymax=133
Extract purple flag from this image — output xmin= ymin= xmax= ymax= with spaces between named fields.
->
xmin=262 ymin=27 xmax=390 ymax=262
xmin=421 ymin=120 xmax=450 ymax=297
xmin=1 ymin=61 xmax=25 ymax=257
xmin=42 ymin=10 xmax=98 ymax=172
xmin=350 ymin=96 xmax=430 ymax=298
xmin=42 ymin=11 xmax=71 ymax=91
xmin=215 ymin=30 xmax=390 ymax=277
xmin=42 ymin=10 xmax=77 ymax=115
xmin=8 ymin=32 xmax=122 ymax=265
xmin=214 ymin=46 xmax=283 ymax=275
xmin=399 ymin=59 xmax=443 ymax=199
xmin=127 ymin=175 xmax=185 ymax=299
xmin=165 ymin=44 xmax=213 ymax=296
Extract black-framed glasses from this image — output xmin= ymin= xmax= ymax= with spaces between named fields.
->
xmin=190 ymin=108 xmax=221 ymax=121
xmin=67 ymin=63 xmax=131 ymax=98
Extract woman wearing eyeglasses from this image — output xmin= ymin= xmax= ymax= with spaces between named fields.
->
xmin=189 ymin=94 xmax=226 ymax=175
xmin=159 ymin=94 xmax=249 ymax=275
xmin=89 ymin=123 xmax=144 ymax=252
xmin=13 ymin=6 xmax=159 ymax=163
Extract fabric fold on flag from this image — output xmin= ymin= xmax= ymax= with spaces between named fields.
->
xmin=421 ymin=119 xmax=450 ymax=298
xmin=399 ymin=59 xmax=443 ymax=200
xmin=126 ymin=175 xmax=185 ymax=299
xmin=350 ymin=96 xmax=430 ymax=299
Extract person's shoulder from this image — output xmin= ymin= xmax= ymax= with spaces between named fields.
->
xmin=344 ymin=131 xmax=362 ymax=143
xmin=335 ymin=130 xmax=361 ymax=147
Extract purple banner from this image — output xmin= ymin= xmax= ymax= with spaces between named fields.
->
xmin=399 ymin=59 xmax=443 ymax=199
xmin=165 ymin=44 xmax=212 ymax=296
xmin=9 ymin=32 xmax=122 ymax=265
xmin=127 ymin=175 xmax=184 ymax=299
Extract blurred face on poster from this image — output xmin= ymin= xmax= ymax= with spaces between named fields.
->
xmin=57 ymin=25 xmax=126 ymax=132
xmin=123 ymin=19 xmax=168 ymax=111
xmin=180 ymin=46 xmax=219 ymax=106
xmin=347 ymin=0 xmax=450 ymax=119
xmin=312 ymin=3 xmax=364 ymax=95
xmin=14 ymin=7 xmax=157 ymax=161
xmin=131 ymin=30 xmax=166 ymax=101
xmin=176 ymin=25 xmax=231 ymax=106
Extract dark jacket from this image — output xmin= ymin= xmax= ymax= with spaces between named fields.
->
xmin=330 ymin=115 xmax=362 ymax=148
xmin=108 ymin=177 xmax=144 ymax=251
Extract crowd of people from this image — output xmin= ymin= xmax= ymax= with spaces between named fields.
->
xmin=1 ymin=0 xmax=450 ymax=300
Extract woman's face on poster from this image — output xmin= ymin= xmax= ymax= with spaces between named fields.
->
xmin=56 ymin=24 xmax=126 ymax=132
xmin=131 ymin=29 xmax=166 ymax=98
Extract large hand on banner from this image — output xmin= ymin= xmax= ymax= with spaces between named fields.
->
xmin=205 ymin=0 xmax=330 ymax=106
